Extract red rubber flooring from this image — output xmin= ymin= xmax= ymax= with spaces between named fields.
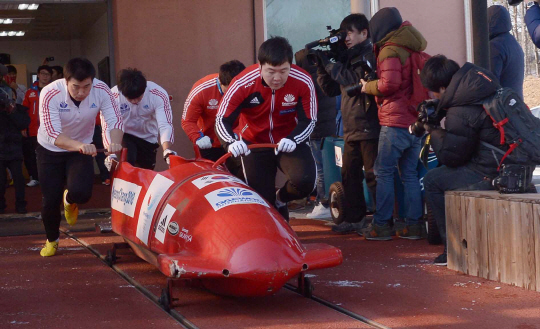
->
xmin=1 ymin=217 xmax=540 ymax=328
xmin=3 ymin=178 xmax=111 ymax=214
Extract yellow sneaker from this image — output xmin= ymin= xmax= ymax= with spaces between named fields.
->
xmin=63 ymin=189 xmax=79 ymax=226
xmin=40 ymin=240 xmax=59 ymax=257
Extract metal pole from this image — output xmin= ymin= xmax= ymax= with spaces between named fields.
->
xmin=470 ymin=0 xmax=490 ymax=69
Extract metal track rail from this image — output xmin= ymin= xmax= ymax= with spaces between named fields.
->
xmin=60 ymin=229 xmax=199 ymax=329
xmin=283 ymin=283 xmax=391 ymax=329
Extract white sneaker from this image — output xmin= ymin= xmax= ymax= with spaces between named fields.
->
xmin=27 ymin=180 xmax=39 ymax=187
xmin=307 ymin=203 xmax=332 ymax=219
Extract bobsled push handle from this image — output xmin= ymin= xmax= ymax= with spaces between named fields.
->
xmin=212 ymin=143 xmax=277 ymax=168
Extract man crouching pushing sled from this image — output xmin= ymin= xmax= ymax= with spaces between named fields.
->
xmin=37 ymin=58 xmax=123 ymax=256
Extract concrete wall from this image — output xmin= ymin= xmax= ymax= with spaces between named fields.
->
xmin=81 ymin=12 xmax=109 ymax=76
xmin=0 ymin=39 xmax=82 ymax=86
xmin=378 ymin=0 xmax=468 ymax=65
xmin=266 ymin=0 xmax=350 ymax=56
xmin=112 ymin=0 xmax=264 ymax=170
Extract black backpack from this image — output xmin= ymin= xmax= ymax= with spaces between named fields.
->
xmin=480 ymin=88 xmax=540 ymax=169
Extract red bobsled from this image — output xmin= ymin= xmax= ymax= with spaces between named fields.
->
xmin=107 ymin=145 xmax=342 ymax=307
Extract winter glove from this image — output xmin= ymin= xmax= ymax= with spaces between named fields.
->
xmin=104 ymin=154 xmax=118 ymax=172
xmin=196 ymin=135 xmax=212 ymax=149
xmin=228 ymin=140 xmax=250 ymax=157
xmin=163 ymin=149 xmax=177 ymax=165
xmin=276 ymin=138 xmax=296 ymax=154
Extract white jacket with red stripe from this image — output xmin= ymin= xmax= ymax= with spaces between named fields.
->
xmin=215 ymin=63 xmax=317 ymax=146
xmin=111 ymin=81 xmax=174 ymax=145
xmin=38 ymin=78 xmax=123 ymax=152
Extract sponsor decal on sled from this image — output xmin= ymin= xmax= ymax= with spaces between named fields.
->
xmin=191 ymin=174 xmax=247 ymax=189
xmin=155 ymin=203 xmax=176 ymax=243
xmin=111 ymin=178 xmax=142 ymax=217
xmin=204 ymin=187 xmax=269 ymax=211
xmin=137 ymin=174 xmax=174 ymax=245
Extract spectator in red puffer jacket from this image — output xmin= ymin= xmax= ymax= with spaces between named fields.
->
xmin=360 ymin=7 xmax=427 ymax=241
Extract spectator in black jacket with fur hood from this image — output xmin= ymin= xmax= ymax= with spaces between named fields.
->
xmin=421 ymin=55 xmax=507 ymax=266
xmin=0 ymin=85 xmax=30 ymax=214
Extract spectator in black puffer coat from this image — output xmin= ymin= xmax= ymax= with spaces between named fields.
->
xmin=294 ymin=48 xmax=336 ymax=219
xmin=0 ymin=85 xmax=30 ymax=214
xmin=421 ymin=55 xmax=508 ymax=266
xmin=488 ymin=5 xmax=524 ymax=99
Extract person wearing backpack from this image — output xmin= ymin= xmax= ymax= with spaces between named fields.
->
xmin=359 ymin=7 xmax=427 ymax=241
xmin=420 ymin=55 xmax=510 ymax=266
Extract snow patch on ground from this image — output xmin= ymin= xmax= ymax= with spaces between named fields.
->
xmin=326 ymin=280 xmax=373 ymax=287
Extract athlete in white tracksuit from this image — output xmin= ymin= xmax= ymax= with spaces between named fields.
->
xmin=112 ymin=68 xmax=175 ymax=169
xmin=37 ymin=58 xmax=124 ymax=256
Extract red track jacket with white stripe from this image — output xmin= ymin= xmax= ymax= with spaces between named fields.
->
xmin=215 ymin=63 xmax=317 ymax=146
xmin=111 ymin=81 xmax=174 ymax=145
xmin=181 ymin=73 xmax=223 ymax=148
xmin=38 ymin=78 xmax=123 ymax=152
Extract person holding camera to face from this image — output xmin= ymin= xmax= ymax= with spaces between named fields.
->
xmin=316 ymin=13 xmax=380 ymax=234
xmin=420 ymin=55 xmax=512 ymax=266
xmin=0 ymin=65 xmax=30 ymax=215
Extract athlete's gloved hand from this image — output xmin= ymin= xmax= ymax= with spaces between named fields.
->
xmin=163 ymin=149 xmax=177 ymax=165
xmin=104 ymin=154 xmax=118 ymax=172
xmin=228 ymin=140 xmax=250 ymax=157
xmin=196 ymin=136 xmax=212 ymax=149
xmin=276 ymin=138 xmax=296 ymax=154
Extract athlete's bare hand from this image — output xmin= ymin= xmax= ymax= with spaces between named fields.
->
xmin=107 ymin=143 xmax=122 ymax=155
xmin=79 ymin=143 xmax=97 ymax=156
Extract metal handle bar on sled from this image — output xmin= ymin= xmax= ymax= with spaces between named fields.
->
xmin=212 ymin=143 xmax=277 ymax=168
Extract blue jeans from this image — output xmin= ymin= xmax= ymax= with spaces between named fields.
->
xmin=424 ymin=165 xmax=493 ymax=248
xmin=309 ymin=139 xmax=326 ymax=202
xmin=373 ymin=126 xmax=422 ymax=226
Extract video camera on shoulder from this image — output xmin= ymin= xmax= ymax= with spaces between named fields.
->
xmin=305 ymin=26 xmax=347 ymax=62
xmin=408 ymin=99 xmax=444 ymax=137
xmin=343 ymin=57 xmax=377 ymax=97
xmin=492 ymin=164 xmax=531 ymax=194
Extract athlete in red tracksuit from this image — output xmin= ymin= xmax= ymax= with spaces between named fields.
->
xmin=181 ymin=60 xmax=245 ymax=162
xmin=216 ymin=37 xmax=317 ymax=220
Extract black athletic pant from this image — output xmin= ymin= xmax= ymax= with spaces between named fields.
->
xmin=122 ymin=133 xmax=159 ymax=170
xmin=22 ymin=136 xmax=39 ymax=180
xmin=92 ymin=125 xmax=109 ymax=182
xmin=0 ymin=159 xmax=26 ymax=211
xmin=37 ymin=145 xmax=94 ymax=242
xmin=201 ymin=146 xmax=245 ymax=181
xmin=341 ymin=139 xmax=378 ymax=223
xmin=240 ymin=142 xmax=316 ymax=206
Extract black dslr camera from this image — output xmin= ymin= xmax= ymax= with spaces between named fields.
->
xmin=305 ymin=26 xmax=347 ymax=61
xmin=343 ymin=57 xmax=377 ymax=97
xmin=492 ymin=164 xmax=531 ymax=194
xmin=409 ymin=99 xmax=444 ymax=137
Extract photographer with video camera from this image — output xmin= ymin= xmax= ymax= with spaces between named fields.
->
xmin=420 ymin=55 xmax=510 ymax=266
xmin=315 ymin=13 xmax=380 ymax=234
xmin=0 ymin=65 xmax=30 ymax=214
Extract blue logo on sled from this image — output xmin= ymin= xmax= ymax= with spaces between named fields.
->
xmin=90 ymin=103 xmax=97 ymax=108
xmin=217 ymin=188 xmax=253 ymax=197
